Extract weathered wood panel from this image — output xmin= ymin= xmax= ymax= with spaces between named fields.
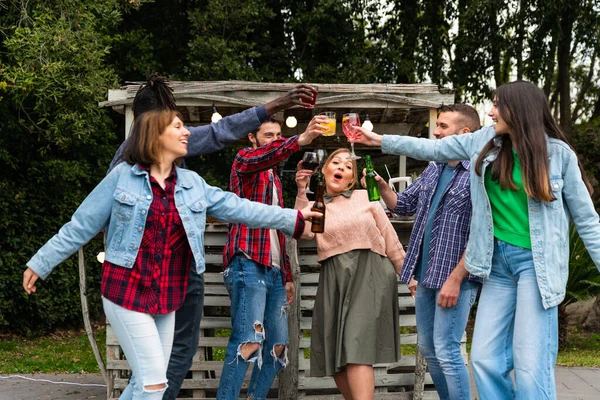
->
xmin=106 ymin=222 xmax=466 ymax=400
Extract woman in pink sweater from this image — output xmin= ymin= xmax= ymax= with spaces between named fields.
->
xmin=295 ymin=148 xmax=405 ymax=400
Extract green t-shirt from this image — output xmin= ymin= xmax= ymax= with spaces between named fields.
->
xmin=484 ymin=150 xmax=531 ymax=249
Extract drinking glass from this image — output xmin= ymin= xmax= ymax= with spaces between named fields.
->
xmin=301 ymin=151 xmax=319 ymax=194
xmin=315 ymin=148 xmax=328 ymax=165
xmin=342 ymin=113 xmax=361 ymax=160
xmin=320 ymin=112 xmax=336 ymax=137
xmin=302 ymin=88 xmax=318 ymax=109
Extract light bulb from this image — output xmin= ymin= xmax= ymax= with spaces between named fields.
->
xmin=211 ymin=110 xmax=222 ymax=123
xmin=286 ymin=116 xmax=298 ymax=128
xmin=362 ymin=118 xmax=374 ymax=132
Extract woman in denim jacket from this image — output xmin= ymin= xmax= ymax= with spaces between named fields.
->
xmin=354 ymin=81 xmax=600 ymax=400
xmin=23 ymin=109 xmax=317 ymax=400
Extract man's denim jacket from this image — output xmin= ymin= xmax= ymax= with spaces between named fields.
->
xmin=27 ymin=163 xmax=298 ymax=280
xmin=382 ymin=126 xmax=600 ymax=309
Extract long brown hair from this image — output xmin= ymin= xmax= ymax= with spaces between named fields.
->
xmin=122 ymin=109 xmax=183 ymax=166
xmin=474 ymin=80 xmax=591 ymax=202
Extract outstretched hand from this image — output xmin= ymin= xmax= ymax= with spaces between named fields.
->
xmin=354 ymin=127 xmax=384 ymax=147
xmin=23 ymin=268 xmax=39 ymax=295
xmin=266 ymin=84 xmax=318 ymax=114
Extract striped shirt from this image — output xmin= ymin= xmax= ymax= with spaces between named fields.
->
xmin=396 ymin=161 xmax=482 ymax=288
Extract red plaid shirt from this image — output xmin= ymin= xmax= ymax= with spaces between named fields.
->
xmin=224 ymin=136 xmax=301 ymax=283
xmin=101 ymin=167 xmax=192 ymax=314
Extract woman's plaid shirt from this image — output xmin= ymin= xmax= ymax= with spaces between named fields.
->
xmin=101 ymin=168 xmax=192 ymax=314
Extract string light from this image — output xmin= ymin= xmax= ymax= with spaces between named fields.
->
xmin=362 ymin=113 xmax=373 ymax=131
xmin=211 ymin=104 xmax=222 ymax=123
xmin=285 ymin=115 xmax=298 ymax=128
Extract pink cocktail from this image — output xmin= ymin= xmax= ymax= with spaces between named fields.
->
xmin=342 ymin=113 xmax=361 ymax=160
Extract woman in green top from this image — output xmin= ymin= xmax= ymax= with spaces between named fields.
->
xmin=353 ymin=81 xmax=600 ymax=400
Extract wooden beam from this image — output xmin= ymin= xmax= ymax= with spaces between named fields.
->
xmin=429 ymin=109 xmax=437 ymax=139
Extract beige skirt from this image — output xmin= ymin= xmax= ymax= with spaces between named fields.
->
xmin=310 ymin=249 xmax=400 ymax=377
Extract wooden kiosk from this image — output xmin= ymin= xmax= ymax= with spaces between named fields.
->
xmin=99 ymin=82 xmax=458 ymax=399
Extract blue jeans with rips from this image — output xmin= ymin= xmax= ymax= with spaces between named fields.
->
xmin=162 ymin=267 xmax=205 ymax=400
xmin=471 ymin=239 xmax=558 ymax=400
xmin=415 ymin=280 xmax=480 ymax=400
xmin=217 ymin=256 xmax=289 ymax=400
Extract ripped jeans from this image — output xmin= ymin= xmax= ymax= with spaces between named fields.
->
xmin=217 ymin=255 xmax=289 ymax=400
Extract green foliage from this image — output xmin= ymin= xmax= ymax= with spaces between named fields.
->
xmin=565 ymin=224 xmax=600 ymax=307
xmin=2 ymin=0 xmax=600 ymax=336
xmin=0 ymin=0 xmax=121 ymax=335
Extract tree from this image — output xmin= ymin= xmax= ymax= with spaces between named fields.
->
xmin=0 ymin=0 xmax=124 ymax=334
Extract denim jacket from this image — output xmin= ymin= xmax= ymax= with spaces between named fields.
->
xmin=27 ymin=163 xmax=299 ymax=280
xmin=382 ymin=126 xmax=600 ymax=309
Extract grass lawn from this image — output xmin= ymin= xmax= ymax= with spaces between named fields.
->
xmin=0 ymin=327 xmax=106 ymax=374
xmin=557 ymin=328 xmax=600 ymax=367
xmin=0 ymin=325 xmax=598 ymax=374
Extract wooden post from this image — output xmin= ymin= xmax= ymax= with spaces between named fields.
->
xmin=125 ymin=106 xmax=134 ymax=139
xmin=78 ymin=248 xmax=107 ymax=383
xmin=413 ymin=342 xmax=427 ymax=400
xmin=429 ymin=108 xmax=437 ymax=139
xmin=279 ymin=239 xmax=301 ymax=399
xmin=398 ymin=155 xmax=408 ymax=191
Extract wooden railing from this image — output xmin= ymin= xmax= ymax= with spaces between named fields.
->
xmin=105 ymin=223 xmax=464 ymax=399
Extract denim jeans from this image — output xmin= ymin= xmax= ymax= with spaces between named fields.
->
xmin=102 ymin=297 xmax=175 ymax=400
xmin=163 ymin=268 xmax=205 ymax=400
xmin=217 ymin=256 xmax=289 ymax=400
xmin=471 ymin=239 xmax=558 ymax=400
xmin=415 ymin=280 xmax=479 ymax=400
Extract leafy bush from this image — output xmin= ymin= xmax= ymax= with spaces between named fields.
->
xmin=0 ymin=0 xmax=121 ymax=335
xmin=565 ymin=223 xmax=600 ymax=306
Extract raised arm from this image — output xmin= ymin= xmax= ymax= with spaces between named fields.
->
xmin=108 ymin=84 xmax=318 ymax=172
xmin=233 ymin=115 xmax=326 ymax=175
xmin=354 ymin=126 xmax=496 ymax=163
xmin=294 ymin=167 xmax=316 ymax=240
xmin=360 ymin=167 xmax=424 ymax=215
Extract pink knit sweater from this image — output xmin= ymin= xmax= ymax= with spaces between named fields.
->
xmin=295 ymin=190 xmax=405 ymax=273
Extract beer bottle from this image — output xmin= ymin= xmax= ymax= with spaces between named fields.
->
xmin=365 ymin=155 xmax=381 ymax=202
xmin=311 ymin=175 xmax=326 ymax=233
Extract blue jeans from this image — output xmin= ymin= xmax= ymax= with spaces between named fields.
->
xmin=217 ymin=256 xmax=289 ymax=400
xmin=163 ymin=267 xmax=205 ymax=400
xmin=102 ymin=297 xmax=175 ymax=400
xmin=471 ymin=239 xmax=558 ymax=400
xmin=415 ymin=280 xmax=480 ymax=400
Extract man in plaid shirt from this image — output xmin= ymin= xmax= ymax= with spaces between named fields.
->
xmin=218 ymin=115 xmax=326 ymax=400
xmin=370 ymin=104 xmax=483 ymax=400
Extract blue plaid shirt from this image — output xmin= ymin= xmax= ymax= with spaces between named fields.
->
xmin=396 ymin=161 xmax=482 ymax=288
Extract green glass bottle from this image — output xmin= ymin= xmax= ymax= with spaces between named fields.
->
xmin=365 ymin=155 xmax=381 ymax=202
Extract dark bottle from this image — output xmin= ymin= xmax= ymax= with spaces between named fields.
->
xmin=365 ymin=155 xmax=381 ymax=202
xmin=311 ymin=176 xmax=326 ymax=233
